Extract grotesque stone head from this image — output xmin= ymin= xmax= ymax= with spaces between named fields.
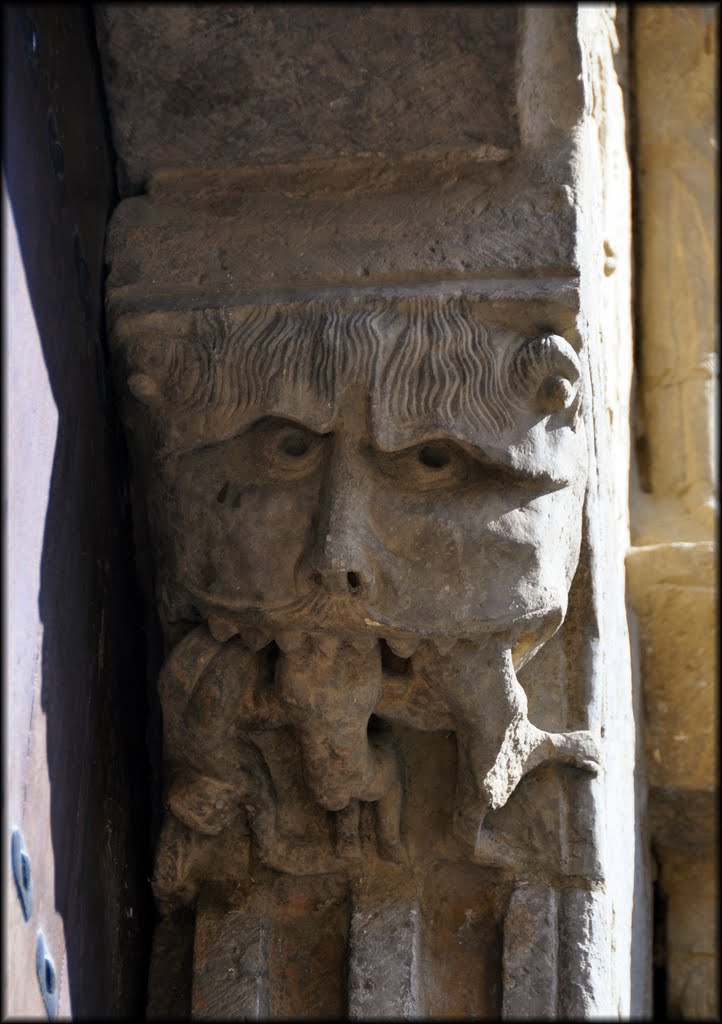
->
xmin=115 ymin=294 xmax=587 ymax=663
xmin=114 ymin=292 xmax=598 ymax=878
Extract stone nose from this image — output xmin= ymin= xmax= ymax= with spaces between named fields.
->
xmin=303 ymin=485 xmax=377 ymax=600
xmin=306 ymin=505 xmax=376 ymax=594
xmin=299 ymin=432 xmax=377 ymax=599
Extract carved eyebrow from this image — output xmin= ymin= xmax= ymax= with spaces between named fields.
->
xmin=252 ymin=413 xmax=332 ymax=433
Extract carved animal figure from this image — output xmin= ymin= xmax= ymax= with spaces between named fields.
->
xmin=114 ymin=295 xmax=600 ymax=878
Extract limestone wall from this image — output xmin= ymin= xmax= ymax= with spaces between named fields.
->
xmin=629 ymin=6 xmax=718 ymax=1019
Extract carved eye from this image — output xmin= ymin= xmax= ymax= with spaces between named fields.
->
xmin=375 ymin=440 xmax=474 ymax=491
xmin=255 ymin=418 xmax=327 ymax=480
xmin=278 ymin=429 xmax=312 ymax=458
xmin=418 ymin=443 xmax=451 ymax=469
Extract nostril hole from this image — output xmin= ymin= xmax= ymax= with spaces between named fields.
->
xmin=311 ymin=571 xmax=324 ymax=588
xmin=347 ymin=571 xmax=361 ymax=591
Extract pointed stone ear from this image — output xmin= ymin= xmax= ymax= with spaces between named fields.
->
xmin=508 ymin=333 xmax=581 ymax=414
xmin=110 ymin=316 xmax=174 ymax=407
xmin=124 ymin=333 xmax=180 ymax=406
xmin=122 ymin=331 xmax=192 ymax=408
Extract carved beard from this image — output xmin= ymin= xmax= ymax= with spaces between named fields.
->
xmin=158 ymin=612 xmax=600 ymax=882
xmin=274 ymin=632 xmax=599 ymax=861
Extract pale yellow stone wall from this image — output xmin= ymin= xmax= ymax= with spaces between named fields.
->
xmin=629 ymin=6 xmax=718 ymax=1019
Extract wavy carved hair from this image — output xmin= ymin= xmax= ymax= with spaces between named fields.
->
xmin=121 ymin=295 xmax=579 ymax=442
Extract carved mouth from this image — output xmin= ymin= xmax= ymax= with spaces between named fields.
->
xmin=203 ymin=612 xmax=460 ymax=661
xmin=380 ymin=639 xmax=413 ymax=675
xmin=185 ymin=579 xmax=559 ymax=657
xmin=201 ymin=605 xmax=560 ymax=673
xmin=190 ymin=574 xmax=562 ymax=673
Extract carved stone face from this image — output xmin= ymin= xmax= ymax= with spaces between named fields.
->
xmin=117 ymin=296 xmax=588 ymax=654
xmin=116 ymin=293 xmax=598 ymax=878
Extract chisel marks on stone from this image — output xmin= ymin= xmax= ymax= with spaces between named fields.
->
xmin=192 ymin=889 xmax=269 ymax=1020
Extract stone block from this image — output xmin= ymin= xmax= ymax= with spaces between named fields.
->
xmin=558 ymin=888 xmax=612 ymax=1018
xmin=419 ymin=863 xmax=507 ymax=1019
xmin=105 ymin=170 xmax=579 ymax=315
xmin=662 ymin=852 xmax=719 ymax=1020
xmin=348 ymin=874 xmax=420 ymax=1019
xmin=266 ymin=875 xmax=348 ymax=1020
xmin=502 ymin=885 xmax=558 ymax=1019
xmin=627 ymin=542 xmax=717 ymax=794
xmin=634 ymin=5 xmax=717 ymax=527
xmin=192 ymin=886 xmax=268 ymax=1020
xmin=95 ymin=4 xmax=519 ymax=193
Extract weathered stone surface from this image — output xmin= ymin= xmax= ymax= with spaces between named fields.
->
xmin=502 ymin=885 xmax=558 ymax=1019
xmin=174 ymin=874 xmax=351 ymax=1020
xmin=192 ymin=886 xmax=268 ymax=1020
xmin=265 ymin=875 xmax=348 ymax=1020
xmin=627 ymin=542 xmax=716 ymax=794
xmin=418 ymin=863 xmax=507 ymax=1019
xmin=633 ymin=5 xmax=718 ymax=537
xmin=573 ymin=7 xmax=651 ymax=1016
xmin=558 ymin=888 xmax=612 ymax=1019
xmin=648 ymin=788 xmax=718 ymax=855
xmin=97 ymin=4 xmax=646 ymax=1018
xmin=662 ymin=852 xmax=719 ymax=1020
xmin=348 ymin=874 xmax=420 ymax=1019
xmin=629 ymin=7 xmax=718 ymax=1017
xmin=105 ymin=170 xmax=578 ymax=316
xmin=95 ymin=4 xmax=519 ymax=194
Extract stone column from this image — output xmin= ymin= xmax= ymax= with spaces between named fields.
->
xmin=96 ymin=4 xmax=648 ymax=1016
